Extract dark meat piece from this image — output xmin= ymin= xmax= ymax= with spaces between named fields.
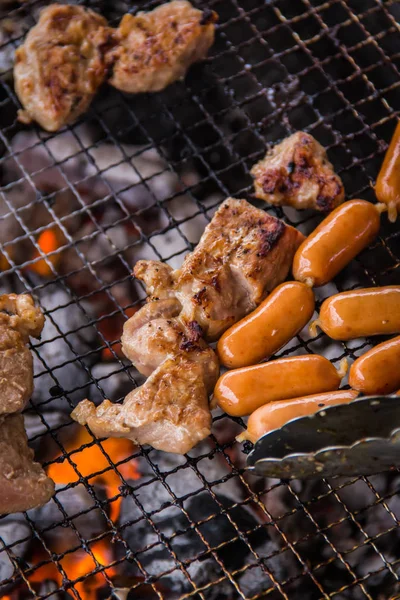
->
xmin=251 ymin=132 xmax=344 ymax=213
xmin=0 ymin=414 xmax=55 ymax=514
xmin=72 ymin=356 xmax=211 ymax=454
xmin=106 ymin=0 xmax=217 ymax=93
xmin=0 ymin=294 xmax=44 ymax=416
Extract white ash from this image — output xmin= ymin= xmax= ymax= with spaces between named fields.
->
xmin=85 ymin=361 xmax=134 ymax=405
xmin=31 ymin=285 xmax=97 ymax=411
xmin=0 ymin=514 xmax=30 ymax=587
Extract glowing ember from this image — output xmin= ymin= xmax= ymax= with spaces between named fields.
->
xmin=27 ymin=539 xmax=116 ymax=600
xmin=27 ymin=228 xmax=62 ymax=277
xmin=48 ymin=426 xmax=139 ymax=523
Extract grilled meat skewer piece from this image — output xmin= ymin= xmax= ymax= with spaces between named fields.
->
xmin=0 ymin=414 xmax=55 ymax=514
xmin=251 ymin=132 xmax=344 ymax=213
xmin=106 ymin=1 xmax=217 ymax=93
xmin=14 ymin=4 xmax=111 ymax=132
xmin=0 ymin=294 xmax=44 ymax=416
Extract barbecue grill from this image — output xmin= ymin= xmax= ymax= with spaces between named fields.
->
xmin=1 ymin=0 xmax=400 ymax=598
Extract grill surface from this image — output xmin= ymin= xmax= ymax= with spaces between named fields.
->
xmin=1 ymin=0 xmax=400 ymax=598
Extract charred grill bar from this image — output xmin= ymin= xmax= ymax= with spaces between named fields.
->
xmin=0 ymin=0 xmax=400 ymax=598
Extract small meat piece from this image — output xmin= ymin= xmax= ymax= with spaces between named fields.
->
xmin=106 ymin=1 xmax=217 ymax=93
xmin=121 ymin=298 xmax=218 ymax=390
xmin=134 ymin=260 xmax=176 ymax=301
xmin=174 ymin=198 xmax=304 ymax=340
xmin=0 ymin=294 xmax=44 ymax=416
xmin=14 ymin=4 xmax=111 ymax=132
xmin=0 ymin=414 xmax=55 ymax=514
xmin=251 ymin=132 xmax=344 ymax=213
xmin=72 ymin=357 xmax=212 ymax=454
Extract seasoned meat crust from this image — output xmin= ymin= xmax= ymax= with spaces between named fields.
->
xmin=251 ymin=132 xmax=344 ymax=213
xmin=14 ymin=4 xmax=111 ymax=132
xmin=72 ymin=356 xmax=211 ymax=454
xmin=0 ymin=414 xmax=55 ymax=515
xmin=0 ymin=294 xmax=44 ymax=416
xmin=106 ymin=0 xmax=217 ymax=93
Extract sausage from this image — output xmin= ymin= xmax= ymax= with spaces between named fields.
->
xmin=292 ymin=200 xmax=383 ymax=288
xmin=237 ymin=389 xmax=359 ymax=443
xmin=217 ymin=282 xmax=315 ymax=369
xmin=310 ymin=286 xmax=400 ymax=341
xmin=375 ymin=120 xmax=400 ymax=222
xmin=349 ymin=335 xmax=400 ymax=395
xmin=214 ymin=354 xmax=347 ymax=417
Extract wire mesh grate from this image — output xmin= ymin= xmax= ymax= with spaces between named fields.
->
xmin=0 ymin=0 xmax=400 ymax=598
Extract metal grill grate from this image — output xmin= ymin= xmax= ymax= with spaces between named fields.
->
xmin=0 ymin=0 xmax=400 ymax=598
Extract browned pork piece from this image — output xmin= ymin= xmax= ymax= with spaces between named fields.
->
xmin=72 ymin=356 xmax=212 ymax=454
xmin=72 ymin=198 xmax=303 ymax=453
xmin=0 ymin=414 xmax=55 ymax=514
xmin=135 ymin=198 xmax=305 ymax=341
xmin=14 ymin=4 xmax=111 ymax=132
xmin=106 ymin=0 xmax=217 ymax=93
xmin=0 ymin=294 xmax=44 ymax=416
xmin=251 ymin=132 xmax=344 ymax=213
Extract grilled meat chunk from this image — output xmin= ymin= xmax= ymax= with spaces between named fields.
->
xmin=0 ymin=414 xmax=55 ymax=514
xmin=106 ymin=0 xmax=217 ymax=93
xmin=0 ymin=294 xmax=44 ymax=416
xmin=14 ymin=4 xmax=111 ymax=132
xmin=251 ymin=132 xmax=344 ymax=213
xmin=72 ymin=356 xmax=212 ymax=454
xmin=121 ymin=298 xmax=218 ymax=390
xmin=134 ymin=261 xmax=176 ymax=301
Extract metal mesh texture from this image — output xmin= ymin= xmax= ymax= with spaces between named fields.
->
xmin=1 ymin=0 xmax=400 ymax=598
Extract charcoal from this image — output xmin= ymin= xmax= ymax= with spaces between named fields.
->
xmin=32 ymin=285 xmax=98 ymax=410
xmin=0 ymin=515 xmax=31 ymax=588
xmin=120 ymin=489 xmax=281 ymax=598
xmin=86 ymin=362 xmax=134 ymax=405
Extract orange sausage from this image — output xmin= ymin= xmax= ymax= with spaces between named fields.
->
xmin=311 ymin=286 xmax=400 ymax=341
xmin=214 ymin=354 xmax=347 ymax=417
xmin=375 ymin=120 xmax=400 ymax=222
xmin=217 ymin=282 xmax=315 ymax=369
xmin=349 ymin=335 xmax=400 ymax=395
xmin=292 ymin=200 xmax=383 ymax=288
xmin=238 ymin=389 xmax=359 ymax=443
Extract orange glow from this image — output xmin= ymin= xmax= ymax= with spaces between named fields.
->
xmin=48 ymin=425 xmax=139 ymax=523
xmin=27 ymin=539 xmax=116 ymax=600
xmin=28 ymin=228 xmax=61 ymax=277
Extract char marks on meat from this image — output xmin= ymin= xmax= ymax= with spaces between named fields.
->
xmin=106 ymin=0 xmax=217 ymax=94
xmin=0 ymin=414 xmax=55 ymax=515
xmin=251 ymin=132 xmax=344 ymax=213
xmin=72 ymin=198 xmax=303 ymax=453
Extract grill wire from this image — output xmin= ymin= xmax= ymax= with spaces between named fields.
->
xmin=1 ymin=0 xmax=400 ymax=598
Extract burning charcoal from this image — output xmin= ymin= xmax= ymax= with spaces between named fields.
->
xmin=120 ymin=489 xmax=282 ymax=598
xmin=0 ymin=514 xmax=31 ymax=588
xmin=86 ymin=362 xmax=134 ymax=405
xmin=29 ymin=484 xmax=108 ymax=552
xmin=32 ymin=285 xmax=98 ymax=410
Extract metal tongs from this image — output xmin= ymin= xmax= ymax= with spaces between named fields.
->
xmin=246 ymin=395 xmax=400 ymax=479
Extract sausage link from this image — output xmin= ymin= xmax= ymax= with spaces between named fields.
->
xmin=292 ymin=200 xmax=383 ymax=288
xmin=310 ymin=286 xmax=400 ymax=341
xmin=214 ymin=354 xmax=347 ymax=417
xmin=349 ymin=335 xmax=400 ymax=395
xmin=238 ymin=389 xmax=359 ymax=443
xmin=375 ymin=120 xmax=400 ymax=222
xmin=217 ymin=282 xmax=315 ymax=369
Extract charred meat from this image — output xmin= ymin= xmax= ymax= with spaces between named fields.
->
xmin=14 ymin=4 xmax=111 ymax=132
xmin=106 ymin=1 xmax=217 ymax=93
xmin=0 ymin=414 xmax=55 ymax=515
xmin=251 ymin=132 xmax=344 ymax=213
